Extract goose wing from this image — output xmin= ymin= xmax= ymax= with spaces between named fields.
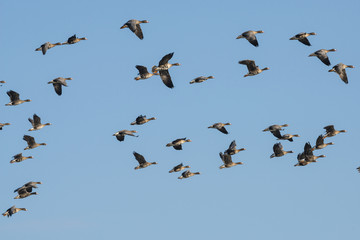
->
xmin=298 ymin=37 xmax=311 ymax=46
xmin=135 ymin=65 xmax=149 ymax=75
xmin=273 ymin=143 xmax=283 ymax=155
xmin=7 ymin=90 xmax=20 ymax=101
xmin=315 ymin=135 xmax=324 ymax=147
xmin=271 ymin=129 xmax=282 ymax=139
xmin=159 ymin=70 xmax=174 ymax=88
xmin=239 ymin=60 xmax=257 ymax=72
xmin=23 ymin=135 xmax=35 ymax=146
xmin=159 ymin=52 xmax=174 ymax=66
xmin=33 ymin=114 xmax=41 ymax=126
xmin=133 ymin=151 xmax=146 ymax=164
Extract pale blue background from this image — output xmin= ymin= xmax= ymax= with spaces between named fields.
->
xmin=1 ymin=0 xmax=359 ymax=239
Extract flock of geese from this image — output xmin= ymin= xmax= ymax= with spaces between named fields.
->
xmin=1 ymin=18 xmax=355 ymax=217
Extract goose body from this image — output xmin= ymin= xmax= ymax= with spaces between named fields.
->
xmin=225 ymin=140 xmax=245 ymax=155
xmin=208 ymin=122 xmax=231 ymax=134
xmin=169 ymin=163 xmax=190 ymax=173
xmin=324 ymin=125 xmax=346 ymax=137
xmin=10 ymin=153 xmax=33 ymax=164
xmin=113 ymin=130 xmax=138 ymax=142
xmin=133 ymin=151 xmax=157 ymax=170
xmin=120 ymin=19 xmax=149 ymax=40
xmin=152 ymin=52 xmax=180 ymax=88
xmin=48 ymin=77 xmax=72 ymax=96
xmin=238 ymin=60 xmax=269 ymax=77
xmin=178 ymin=170 xmax=200 ymax=179
xmin=2 ymin=206 xmax=27 ymax=217
xmin=35 ymin=42 xmax=62 ymax=55
xmin=134 ymin=65 xmax=158 ymax=80
xmin=28 ymin=114 xmax=51 ymax=131
xmin=270 ymin=143 xmax=293 ymax=158
xmin=166 ymin=138 xmax=191 ymax=150
xmin=5 ymin=90 xmax=31 ymax=106
xmin=62 ymin=34 xmax=87 ymax=45
xmin=219 ymin=152 xmax=243 ymax=169
xmin=271 ymin=130 xmax=299 ymax=142
xmin=189 ymin=76 xmax=214 ymax=84
xmin=312 ymin=135 xmax=334 ymax=150
xmin=328 ymin=63 xmax=354 ymax=84
xmin=289 ymin=32 xmax=316 ymax=46
xmin=309 ymin=49 xmax=336 ymax=66
xmin=303 ymin=142 xmax=325 ymax=162
xmin=130 ymin=115 xmax=156 ymax=125
xmin=236 ymin=30 xmax=263 ymax=47
xmin=23 ymin=135 xmax=46 ymax=150
xmin=263 ymin=124 xmax=288 ymax=132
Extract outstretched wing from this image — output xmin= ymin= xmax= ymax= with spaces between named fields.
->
xmin=134 ymin=24 xmax=144 ymax=40
xmin=315 ymin=135 xmax=324 ymax=147
xmin=159 ymin=52 xmax=174 ymax=66
xmin=133 ymin=151 xmax=146 ymax=164
xmin=218 ymin=126 xmax=228 ymax=134
xmin=299 ymin=37 xmax=311 ymax=46
xmin=324 ymin=125 xmax=335 ymax=133
xmin=159 ymin=70 xmax=174 ymax=88
xmin=23 ymin=135 xmax=35 ymax=145
xmin=246 ymin=34 xmax=258 ymax=47
xmin=7 ymin=90 xmax=20 ymax=101
xmin=273 ymin=143 xmax=283 ymax=155
xmin=33 ymin=114 xmax=41 ymax=125
xmin=239 ymin=60 xmax=257 ymax=72
xmin=271 ymin=129 xmax=282 ymax=139
xmin=53 ymin=83 xmax=62 ymax=96
xmin=135 ymin=65 xmax=149 ymax=75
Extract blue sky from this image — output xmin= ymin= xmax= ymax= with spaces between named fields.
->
xmin=1 ymin=0 xmax=359 ymax=239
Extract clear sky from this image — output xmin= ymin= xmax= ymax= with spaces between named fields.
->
xmin=1 ymin=0 xmax=359 ymax=239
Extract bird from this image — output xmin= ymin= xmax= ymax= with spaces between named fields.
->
xmin=62 ymin=34 xmax=87 ymax=45
xmin=236 ymin=30 xmax=264 ymax=47
xmin=189 ymin=76 xmax=214 ymax=84
xmin=166 ymin=138 xmax=192 ymax=150
xmin=120 ymin=19 xmax=149 ymax=40
xmin=208 ymin=122 xmax=231 ymax=134
xmin=152 ymin=52 xmax=180 ymax=88
xmin=130 ymin=115 xmax=156 ymax=125
xmin=219 ymin=152 xmax=243 ymax=169
xmin=328 ymin=63 xmax=355 ymax=84
xmin=134 ymin=65 xmax=158 ymax=80
xmin=23 ymin=135 xmax=46 ymax=150
xmin=224 ymin=140 xmax=245 ymax=155
xmin=2 ymin=206 xmax=27 ymax=217
xmin=133 ymin=151 xmax=157 ymax=170
xmin=5 ymin=90 xmax=31 ymax=106
xmin=48 ymin=77 xmax=73 ymax=96
xmin=303 ymin=142 xmax=325 ymax=162
xmin=14 ymin=186 xmax=38 ymax=199
xmin=312 ymin=135 xmax=334 ymax=150
xmin=238 ymin=60 xmax=269 ymax=77
xmin=28 ymin=114 xmax=51 ymax=131
xmin=308 ymin=49 xmax=336 ymax=66
xmin=178 ymin=170 xmax=200 ymax=179
xmin=270 ymin=143 xmax=293 ymax=158
xmin=294 ymin=152 xmax=309 ymax=167
xmin=271 ymin=130 xmax=300 ymax=142
xmin=169 ymin=163 xmax=190 ymax=173
xmin=10 ymin=153 xmax=33 ymax=164
xmin=0 ymin=122 xmax=10 ymax=130
xmin=289 ymin=32 xmax=316 ymax=46
xmin=113 ymin=130 xmax=138 ymax=142
xmin=263 ymin=124 xmax=288 ymax=132
xmin=323 ymin=125 xmax=346 ymax=138
xmin=14 ymin=182 xmax=42 ymax=193
xmin=35 ymin=42 xmax=62 ymax=55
